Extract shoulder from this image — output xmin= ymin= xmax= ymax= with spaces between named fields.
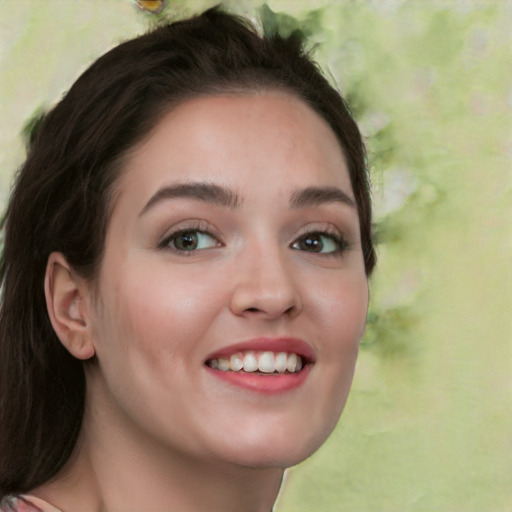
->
xmin=0 ymin=496 xmax=62 ymax=512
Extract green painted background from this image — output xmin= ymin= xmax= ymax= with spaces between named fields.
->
xmin=1 ymin=1 xmax=510 ymax=510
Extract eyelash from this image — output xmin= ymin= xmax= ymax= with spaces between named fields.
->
xmin=290 ymin=229 xmax=349 ymax=256
xmin=158 ymin=225 xmax=221 ymax=254
xmin=158 ymin=226 xmax=349 ymax=256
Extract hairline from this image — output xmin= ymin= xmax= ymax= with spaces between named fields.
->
xmin=105 ymin=84 xmax=356 ymax=224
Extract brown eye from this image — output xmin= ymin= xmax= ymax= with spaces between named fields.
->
xmin=297 ymin=234 xmax=323 ymax=253
xmin=174 ymin=232 xmax=199 ymax=251
xmin=163 ymin=230 xmax=219 ymax=252
xmin=292 ymin=232 xmax=344 ymax=254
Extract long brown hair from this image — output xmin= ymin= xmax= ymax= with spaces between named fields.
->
xmin=0 ymin=6 xmax=375 ymax=497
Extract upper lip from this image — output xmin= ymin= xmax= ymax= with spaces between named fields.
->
xmin=204 ymin=337 xmax=316 ymax=364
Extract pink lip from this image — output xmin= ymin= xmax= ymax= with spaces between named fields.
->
xmin=204 ymin=337 xmax=316 ymax=395
xmin=204 ymin=337 xmax=316 ymax=363
xmin=205 ymin=365 xmax=312 ymax=394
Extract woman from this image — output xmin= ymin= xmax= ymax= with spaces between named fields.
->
xmin=0 ymin=7 xmax=375 ymax=511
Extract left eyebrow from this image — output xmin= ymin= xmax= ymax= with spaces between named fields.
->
xmin=290 ymin=186 xmax=356 ymax=209
xmin=139 ymin=182 xmax=240 ymax=216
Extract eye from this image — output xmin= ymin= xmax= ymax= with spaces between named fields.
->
xmin=291 ymin=232 xmax=346 ymax=254
xmin=163 ymin=229 xmax=219 ymax=252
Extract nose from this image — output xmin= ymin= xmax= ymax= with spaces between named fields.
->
xmin=229 ymin=243 xmax=303 ymax=320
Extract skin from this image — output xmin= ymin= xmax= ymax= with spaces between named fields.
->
xmin=41 ymin=92 xmax=369 ymax=511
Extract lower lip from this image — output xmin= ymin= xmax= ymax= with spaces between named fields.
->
xmin=205 ymin=365 xmax=312 ymax=394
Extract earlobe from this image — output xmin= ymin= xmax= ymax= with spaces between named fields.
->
xmin=45 ymin=252 xmax=96 ymax=360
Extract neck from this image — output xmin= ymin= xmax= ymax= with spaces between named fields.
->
xmin=34 ymin=384 xmax=284 ymax=512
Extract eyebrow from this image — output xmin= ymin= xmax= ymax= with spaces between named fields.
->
xmin=139 ymin=182 xmax=240 ymax=216
xmin=290 ymin=186 xmax=356 ymax=209
xmin=139 ymin=182 xmax=355 ymax=217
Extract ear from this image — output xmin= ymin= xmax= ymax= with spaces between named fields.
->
xmin=45 ymin=252 xmax=95 ymax=360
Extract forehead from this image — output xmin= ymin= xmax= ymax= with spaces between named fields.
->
xmin=116 ymin=92 xmax=353 ymax=204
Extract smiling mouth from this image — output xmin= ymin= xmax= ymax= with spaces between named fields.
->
xmin=206 ymin=351 xmax=306 ymax=374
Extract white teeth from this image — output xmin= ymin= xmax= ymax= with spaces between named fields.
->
xmin=230 ymin=353 xmax=243 ymax=372
xmin=242 ymin=352 xmax=258 ymax=373
xmin=286 ymin=353 xmax=298 ymax=373
xmin=217 ymin=358 xmax=230 ymax=371
xmin=208 ymin=351 xmax=306 ymax=374
xmin=258 ymin=351 xmax=275 ymax=373
xmin=275 ymin=352 xmax=287 ymax=373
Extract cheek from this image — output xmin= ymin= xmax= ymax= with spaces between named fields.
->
xmin=308 ymin=271 xmax=368 ymax=412
xmin=89 ymin=269 xmax=207 ymax=418
xmin=95 ymin=263 xmax=226 ymax=365
xmin=312 ymin=269 xmax=369 ymax=349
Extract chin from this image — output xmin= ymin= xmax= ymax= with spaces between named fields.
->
xmin=231 ymin=440 xmax=323 ymax=470
xmin=208 ymin=420 xmax=336 ymax=470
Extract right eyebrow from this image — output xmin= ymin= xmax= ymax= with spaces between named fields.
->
xmin=289 ymin=186 xmax=356 ymax=209
xmin=139 ymin=182 xmax=240 ymax=216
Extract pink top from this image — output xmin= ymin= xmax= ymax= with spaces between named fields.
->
xmin=0 ymin=496 xmax=62 ymax=512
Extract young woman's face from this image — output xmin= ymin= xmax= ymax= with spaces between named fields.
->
xmin=87 ymin=92 xmax=368 ymax=469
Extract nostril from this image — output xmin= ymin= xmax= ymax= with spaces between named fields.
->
xmin=243 ymin=305 xmax=296 ymax=317
xmin=230 ymin=278 xmax=302 ymax=319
